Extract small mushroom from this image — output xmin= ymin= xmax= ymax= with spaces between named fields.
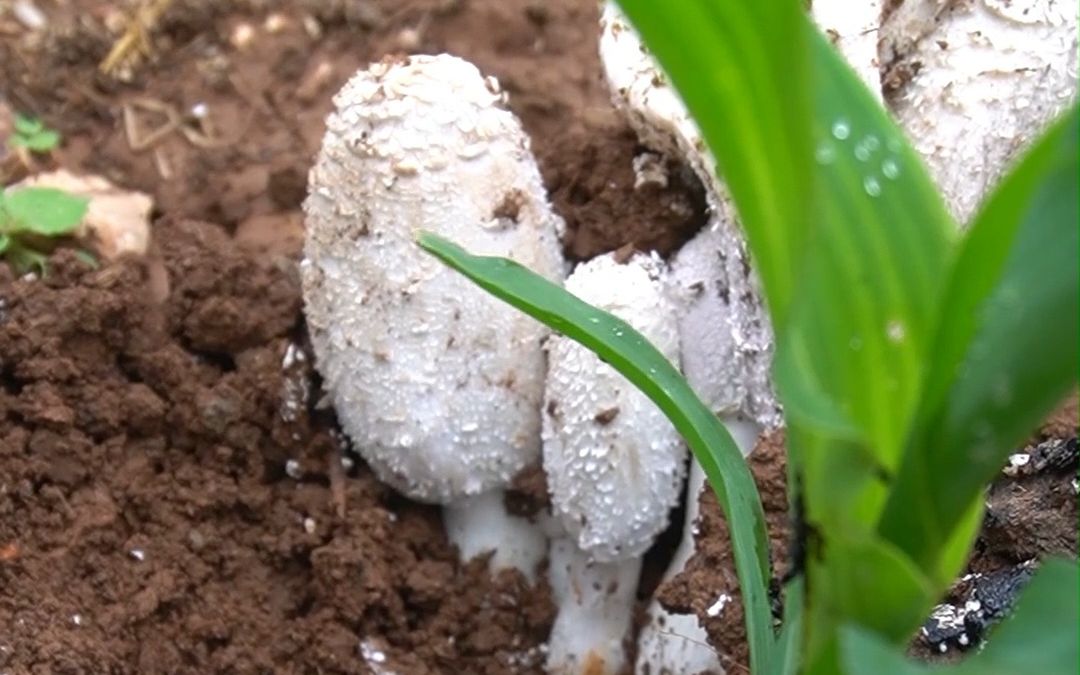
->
xmin=302 ymin=54 xmax=566 ymax=579
xmin=543 ymin=251 xmax=685 ymax=675
xmin=880 ymin=0 xmax=1078 ymax=224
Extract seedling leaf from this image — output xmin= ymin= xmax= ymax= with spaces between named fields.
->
xmin=417 ymin=231 xmax=776 ymax=673
xmin=2 ymin=187 xmax=88 ymax=236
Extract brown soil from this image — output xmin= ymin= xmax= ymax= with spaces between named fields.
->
xmin=0 ymin=222 xmax=554 ymax=674
xmin=663 ymin=402 xmax=1079 ymax=671
xmin=0 ymin=1 xmax=708 ymax=672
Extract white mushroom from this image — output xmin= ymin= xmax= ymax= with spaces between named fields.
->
xmin=302 ymin=54 xmax=565 ymax=579
xmin=600 ymin=7 xmax=781 ymax=673
xmin=543 ymin=252 xmax=685 ymax=675
xmin=812 ymin=0 xmax=886 ymax=99
xmin=880 ymin=0 xmax=1079 ymax=224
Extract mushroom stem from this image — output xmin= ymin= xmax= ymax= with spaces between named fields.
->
xmin=635 ymin=416 xmax=761 ymax=675
xmin=546 ymin=537 xmax=642 ymax=675
xmin=443 ymin=490 xmax=547 ymax=582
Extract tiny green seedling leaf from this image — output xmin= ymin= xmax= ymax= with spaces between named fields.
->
xmin=8 ymin=114 xmax=61 ymax=153
xmin=1 ymin=187 xmax=88 ymax=236
xmin=417 ymin=231 xmax=777 ymax=673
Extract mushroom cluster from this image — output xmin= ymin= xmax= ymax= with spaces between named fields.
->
xmin=302 ymin=2 xmax=1077 ymax=673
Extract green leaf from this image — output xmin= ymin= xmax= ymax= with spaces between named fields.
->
xmin=20 ymin=130 xmax=60 ymax=152
xmin=417 ymin=232 xmax=776 ymax=673
xmin=1 ymin=187 xmax=88 ymax=236
xmin=614 ymin=0 xmax=810 ymax=323
xmin=13 ymin=114 xmax=44 ymax=136
xmin=880 ymin=107 xmax=1080 ymax=570
xmin=777 ymin=25 xmax=957 ymax=478
xmin=841 ymin=559 xmax=1080 ymax=675
xmin=0 ymin=233 xmax=10 ymax=253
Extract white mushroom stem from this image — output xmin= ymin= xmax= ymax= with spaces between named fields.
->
xmin=443 ymin=491 xmax=547 ymax=581
xmin=636 ymin=418 xmax=762 ymax=675
xmin=880 ymin=0 xmax=1079 ymax=224
xmin=302 ymin=54 xmax=565 ymax=580
xmin=546 ymin=537 xmax=642 ymax=675
xmin=543 ymin=252 xmax=685 ymax=675
xmin=811 ymin=0 xmax=885 ymax=99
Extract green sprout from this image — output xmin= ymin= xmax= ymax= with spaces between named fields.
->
xmin=7 ymin=114 xmax=61 ymax=154
xmin=0 ymin=187 xmax=89 ymax=274
xmin=418 ymin=1 xmax=1078 ymax=674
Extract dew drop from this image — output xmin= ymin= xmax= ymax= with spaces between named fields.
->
xmin=863 ymin=135 xmax=880 ymax=151
xmin=886 ymin=137 xmax=903 ymax=153
xmin=886 ymin=319 xmax=906 ymax=343
xmin=588 ymin=316 xmax=601 ymax=324
xmin=849 ymin=336 xmax=863 ymax=351
xmin=612 ymin=327 xmax=625 ymax=337
xmin=815 ymin=142 xmax=837 ymax=165
xmin=854 ymin=144 xmax=872 ymax=162
xmin=831 ymin=119 xmax=851 ymax=140
xmin=881 ymin=158 xmax=900 ymax=180
xmin=863 ymin=176 xmax=882 ymax=197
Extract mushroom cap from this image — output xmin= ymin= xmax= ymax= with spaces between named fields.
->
xmin=812 ymin=0 xmax=885 ymax=99
xmin=302 ymin=54 xmax=566 ymax=504
xmin=600 ymin=3 xmax=782 ymax=428
xmin=881 ymin=0 xmax=1078 ymax=224
xmin=543 ymin=253 xmax=686 ymax=562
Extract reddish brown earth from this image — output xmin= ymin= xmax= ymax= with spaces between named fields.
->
xmin=0 ymin=1 xmax=1076 ymax=674
xmin=661 ymin=402 xmax=1078 ymax=671
xmin=0 ymin=0 xmax=705 ymax=673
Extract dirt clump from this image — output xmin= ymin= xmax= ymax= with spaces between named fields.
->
xmin=0 ymin=220 xmax=554 ymax=674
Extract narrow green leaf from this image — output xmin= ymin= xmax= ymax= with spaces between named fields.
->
xmin=22 ymin=130 xmax=60 ymax=152
xmin=0 ymin=233 xmax=10 ymax=253
xmin=841 ymin=559 xmax=1080 ymax=675
xmin=2 ymin=187 xmax=88 ymax=236
xmin=417 ymin=232 xmax=776 ymax=672
xmin=880 ymin=107 xmax=1080 ymax=569
xmin=614 ymin=0 xmax=810 ymax=323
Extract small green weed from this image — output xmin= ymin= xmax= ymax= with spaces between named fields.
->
xmin=7 ymin=114 xmax=61 ymax=154
xmin=0 ymin=186 xmax=89 ymax=274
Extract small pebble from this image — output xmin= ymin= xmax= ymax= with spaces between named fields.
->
xmin=129 ymin=549 xmax=145 ymax=561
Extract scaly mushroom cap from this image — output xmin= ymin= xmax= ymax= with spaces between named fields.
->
xmin=303 ymin=54 xmax=566 ymax=504
xmin=600 ymin=3 xmax=782 ymax=428
xmin=543 ymin=252 xmax=686 ymax=562
xmin=881 ymin=0 xmax=1078 ymax=224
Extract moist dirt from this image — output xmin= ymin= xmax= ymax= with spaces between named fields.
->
xmin=0 ymin=1 xmax=1075 ymax=674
